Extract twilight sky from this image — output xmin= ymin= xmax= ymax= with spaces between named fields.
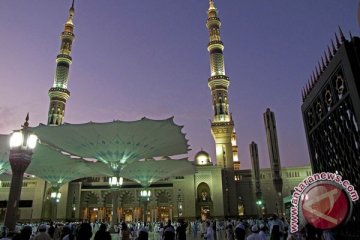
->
xmin=0 ymin=1 xmax=358 ymax=170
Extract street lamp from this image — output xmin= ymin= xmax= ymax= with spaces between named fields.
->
xmin=109 ymin=176 xmax=123 ymax=188
xmin=177 ymin=191 xmax=183 ymax=218
xmin=140 ymin=190 xmax=151 ymax=201
xmin=109 ymin=176 xmax=123 ymax=231
xmin=51 ymin=191 xmax=62 ymax=203
xmin=256 ymin=200 xmax=265 ymax=217
xmin=4 ymin=114 xmax=38 ymax=231
xmin=140 ymin=189 xmax=151 ymax=226
xmin=71 ymin=192 xmax=76 ymax=220
xmin=50 ymin=188 xmax=62 ymax=220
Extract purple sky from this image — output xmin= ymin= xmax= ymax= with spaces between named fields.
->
xmin=0 ymin=1 xmax=358 ymax=170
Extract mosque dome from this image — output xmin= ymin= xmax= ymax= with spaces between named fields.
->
xmin=195 ymin=150 xmax=212 ymax=166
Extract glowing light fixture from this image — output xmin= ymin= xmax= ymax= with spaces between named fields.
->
xmin=10 ymin=131 xmax=37 ymax=150
xmin=140 ymin=190 xmax=151 ymax=197
xmin=51 ymin=190 xmax=62 ymax=203
xmin=10 ymin=132 xmax=24 ymax=148
xmin=109 ymin=176 xmax=123 ymax=187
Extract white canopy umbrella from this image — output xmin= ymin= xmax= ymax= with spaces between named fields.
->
xmin=0 ymin=134 xmax=112 ymax=186
xmin=121 ymin=157 xmax=195 ymax=187
xmin=29 ymin=117 xmax=190 ymax=176
xmin=0 ymin=135 xmax=10 ymax=175
xmin=26 ymin=143 xmax=112 ymax=188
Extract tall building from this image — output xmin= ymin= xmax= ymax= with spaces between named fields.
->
xmin=301 ymin=29 xmax=360 ymax=238
xmin=264 ymin=108 xmax=283 ymax=215
xmin=47 ymin=0 xmax=75 ymax=126
xmin=206 ymin=0 xmax=237 ymax=170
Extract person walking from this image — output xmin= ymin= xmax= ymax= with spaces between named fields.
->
xmin=61 ymin=226 xmax=74 ymax=240
xmin=212 ymin=220 xmax=217 ymax=240
xmin=138 ymin=227 xmax=148 ymax=240
xmin=246 ymin=225 xmax=260 ymax=240
xmin=33 ymin=225 xmax=52 ymax=240
xmin=235 ymin=220 xmax=246 ymax=240
xmin=176 ymin=219 xmax=188 ymax=240
xmin=76 ymin=223 xmax=93 ymax=240
xmin=18 ymin=226 xmax=32 ymax=240
xmin=270 ymin=214 xmax=284 ymax=240
xmin=163 ymin=220 xmax=175 ymax=240
xmin=157 ymin=222 xmax=164 ymax=240
xmin=94 ymin=223 xmax=111 ymax=240
xmin=121 ymin=222 xmax=131 ymax=240
xmin=192 ymin=221 xmax=198 ymax=239
xmin=47 ymin=222 xmax=55 ymax=239
xmin=225 ymin=224 xmax=234 ymax=240
xmin=258 ymin=224 xmax=267 ymax=240
xmin=204 ymin=221 xmax=214 ymax=240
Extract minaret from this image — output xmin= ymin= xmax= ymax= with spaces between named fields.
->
xmin=250 ymin=142 xmax=262 ymax=198
xmin=48 ymin=0 xmax=75 ymax=125
xmin=264 ymin=108 xmax=283 ymax=216
xmin=207 ymin=0 xmax=235 ymax=169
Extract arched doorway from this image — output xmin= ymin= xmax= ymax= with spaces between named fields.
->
xmin=155 ymin=190 xmax=172 ymax=222
xmin=81 ymin=192 xmax=99 ymax=222
xmin=196 ymin=182 xmax=213 ymax=220
xmin=119 ymin=190 xmax=135 ymax=222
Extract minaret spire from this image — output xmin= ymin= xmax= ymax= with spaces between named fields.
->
xmin=47 ymin=0 xmax=76 ymax=125
xmin=206 ymin=0 xmax=237 ymax=169
xmin=209 ymin=0 xmax=216 ymax=10
xmin=66 ymin=0 xmax=75 ymax=25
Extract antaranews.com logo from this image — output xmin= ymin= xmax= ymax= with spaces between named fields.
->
xmin=290 ymin=172 xmax=359 ymax=233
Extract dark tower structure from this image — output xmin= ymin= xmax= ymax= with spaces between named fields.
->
xmin=264 ymin=108 xmax=283 ymax=216
xmin=250 ymin=142 xmax=263 ymax=215
xmin=301 ymin=29 xmax=360 ymax=238
xmin=48 ymin=0 xmax=76 ymax=126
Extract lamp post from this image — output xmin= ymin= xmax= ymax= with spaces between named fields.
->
xmin=140 ymin=189 xmax=151 ymax=226
xmin=50 ymin=187 xmax=61 ymax=220
xmin=177 ymin=192 xmax=183 ymax=218
xmin=4 ymin=115 xmax=37 ymax=231
xmin=256 ymin=199 xmax=263 ymax=217
xmin=50 ymin=191 xmax=62 ymax=203
xmin=109 ymin=176 xmax=123 ymax=230
xmin=72 ymin=205 xmax=76 ymax=219
xmin=277 ymin=191 xmax=284 ymax=216
xmin=71 ymin=192 xmax=76 ymax=220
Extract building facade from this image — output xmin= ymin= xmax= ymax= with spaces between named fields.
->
xmin=234 ymin=166 xmax=312 ymax=217
xmin=301 ymin=29 xmax=360 ymax=238
xmin=0 ymin=163 xmax=311 ymax=222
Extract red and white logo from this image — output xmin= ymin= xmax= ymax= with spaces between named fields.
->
xmin=301 ymin=183 xmax=349 ymax=230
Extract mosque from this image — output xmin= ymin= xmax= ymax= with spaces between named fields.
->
xmin=0 ymin=0 xmax=311 ymax=223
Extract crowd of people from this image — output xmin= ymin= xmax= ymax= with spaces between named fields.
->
xmin=194 ymin=215 xmax=332 ymax=240
xmin=0 ymin=214 xmax=334 ymax=240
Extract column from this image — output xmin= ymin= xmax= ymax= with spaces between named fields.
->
xmin=4 ymin=150 xmax=32 ymax=231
